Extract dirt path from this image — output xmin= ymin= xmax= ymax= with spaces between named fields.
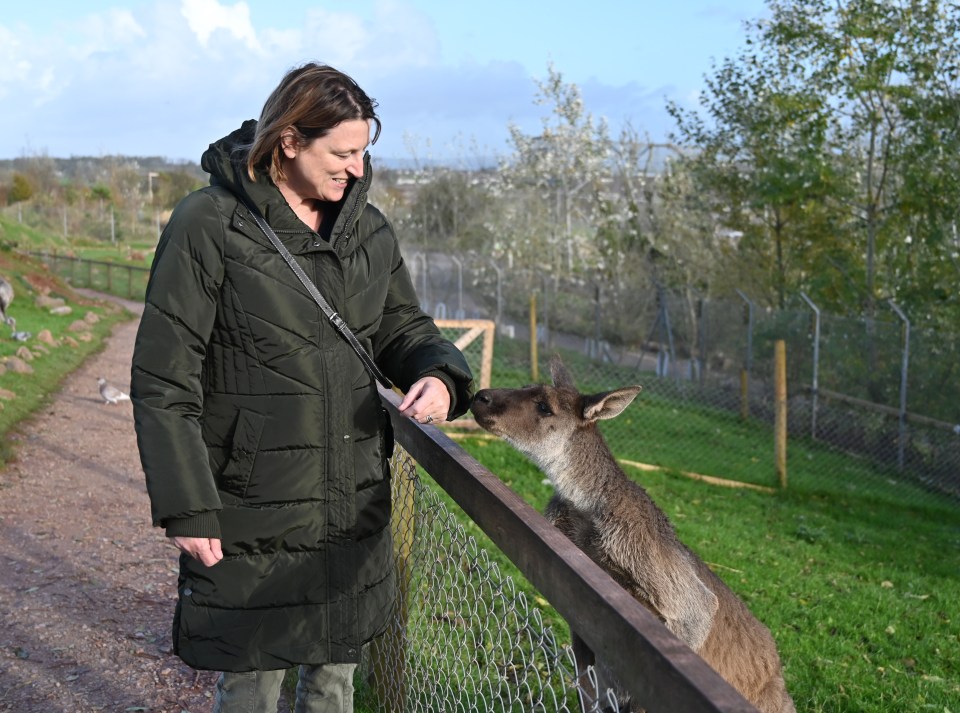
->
xmin=0 ymin=297 xmax=220 ymax=712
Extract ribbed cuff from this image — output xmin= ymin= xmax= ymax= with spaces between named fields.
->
xmin=164 ymin=511 xmax=222 ymax=539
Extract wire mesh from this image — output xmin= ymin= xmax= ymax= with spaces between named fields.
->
xmin=360 ymin=447 xmax=620 ymax=713
xmin=411 ymin=252 xmax=960 ymax=511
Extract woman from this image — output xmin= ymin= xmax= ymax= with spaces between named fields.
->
xmin=131 ymin=63 xmax=474 ymax=712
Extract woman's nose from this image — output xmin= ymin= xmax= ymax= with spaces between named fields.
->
xmin=348 ymin=154 xmax=364 ymax=178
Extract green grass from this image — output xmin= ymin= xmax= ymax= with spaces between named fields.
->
xmin=439 ymin=432 xmax=960 ymax=712
xmin=0 ymin=248 xmax=132 ymax=465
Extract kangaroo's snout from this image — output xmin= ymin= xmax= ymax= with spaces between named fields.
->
xmin=470 ymin=389 xmax=498 ymax=431
xmin=471 ymin=390 xmax=492 ymax=406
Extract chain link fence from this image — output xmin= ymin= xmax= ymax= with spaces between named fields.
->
xmin=359 ymin=447 xmax=619 ymax=713
xmin=358 ymin=415 xmax=753 ymax=713
xmin=412 ymin=251 xmax=960 ymax=510
xmin=27 ymin=247 xmax=960 ymax=509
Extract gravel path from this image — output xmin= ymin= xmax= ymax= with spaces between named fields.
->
xmin=0 ymin=296 xmax=221 ymax=712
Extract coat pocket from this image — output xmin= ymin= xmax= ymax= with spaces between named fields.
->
xmin=217 ymin=409 xmax=267 ymax=498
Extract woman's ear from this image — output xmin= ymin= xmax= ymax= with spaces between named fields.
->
xmin=279 ymin=128 xmax=298 ymax=159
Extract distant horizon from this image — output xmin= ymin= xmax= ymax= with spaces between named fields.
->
xmin=0 ymin=152 xmax=506 ymax=172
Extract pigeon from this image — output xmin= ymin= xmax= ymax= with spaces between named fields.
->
xmin=9 ymin=318 xmax=31 ymax=341
xmin=98 ymin=377 xmax=131 ymax=405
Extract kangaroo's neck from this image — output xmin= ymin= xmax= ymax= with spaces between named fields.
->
xmin=533 ymin=428 xmax=622 ymax=511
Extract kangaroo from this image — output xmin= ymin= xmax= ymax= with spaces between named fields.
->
xmin=470 ymin=356 xmax=795 ymax=713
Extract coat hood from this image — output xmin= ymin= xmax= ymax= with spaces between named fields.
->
xmin=200 ymin=119 xmax=373 ymax=245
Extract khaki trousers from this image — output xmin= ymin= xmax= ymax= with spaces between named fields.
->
xmin=213 ymin=663 xmax=357 ymax=713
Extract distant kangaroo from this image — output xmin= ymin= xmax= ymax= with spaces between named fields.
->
xmin=471 ymin=356 xmax=795 ymax=713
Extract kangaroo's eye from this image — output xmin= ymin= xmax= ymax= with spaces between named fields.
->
xmin=535 ymin=401 xmax=553 ymax=416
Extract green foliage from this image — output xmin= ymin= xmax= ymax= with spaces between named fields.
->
xmin=89 ymin=184 xmax=111 ymax=202
xmin=670 ymin=0 xmax=960 ymax=330
xmin=9 ymin=173 xmax=33 ymax=203
xmin=401 ymin=169 xmax=496 ymax=253
xmin=154 ymin=170 xmax=204 ymax=210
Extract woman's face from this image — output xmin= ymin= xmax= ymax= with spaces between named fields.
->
xmin=278 ymin=118 xmax=370 ymax=204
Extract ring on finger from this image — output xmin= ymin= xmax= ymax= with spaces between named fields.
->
xmin=425 ymin=414 xmax=434 ymax=423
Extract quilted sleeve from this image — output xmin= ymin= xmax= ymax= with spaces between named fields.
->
xmin=131 ymin=190 xmax=226 ymax=531
xmin=372 ymin=233 xmax=475 ymax=419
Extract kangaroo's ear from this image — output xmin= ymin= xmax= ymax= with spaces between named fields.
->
xmin=583 ymin=386 xmax=642 ymax=422
xmin=550 ymin=355 xmax=575 ymax=389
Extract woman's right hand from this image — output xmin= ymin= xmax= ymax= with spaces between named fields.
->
xmin=171 ymin=536 xmax=224 ymax=567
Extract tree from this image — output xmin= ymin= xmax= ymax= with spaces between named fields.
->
xmin=500 ymin=64 xmax=611 ymax=277
xmin=402 ymin=168 xmax=495 ymax=254
xmin=669 ymin=4 xmax=845 ymax=310
xmin=670 ymin=0 xmax=960 ymax=329
xmin=9 ymin=173 xmax=33 ymax=203
xmin=155 ymin=171 xmax=204 ymax=211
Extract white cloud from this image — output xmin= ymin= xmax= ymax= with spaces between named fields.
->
xmin=77 ymin=8 xmax=148 ymax=49
xmin=180 ymin=0 xmax=261 ymax=52
xmin=0 ymin=0 xmax=668 ymax=162
xmin=297 ymin=0 xmax=439 ymax=74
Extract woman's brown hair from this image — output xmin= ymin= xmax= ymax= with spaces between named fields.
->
xmin=246 ymin=63 xmax=381 ymax=182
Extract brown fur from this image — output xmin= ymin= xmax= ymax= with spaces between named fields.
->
xmin=470 ymin=356 xmax=795 ymax=713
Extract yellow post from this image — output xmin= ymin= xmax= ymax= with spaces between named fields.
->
xmin=774 ymin=339 xmax=788 ymax=489
xmin=530 ymin=292 xmax=539 ymax=383
xmin=369 ymin=450 xmax=416 ymax=712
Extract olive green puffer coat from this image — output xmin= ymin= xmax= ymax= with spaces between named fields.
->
xmin=131 ymin=120 xmax=473 ymax=672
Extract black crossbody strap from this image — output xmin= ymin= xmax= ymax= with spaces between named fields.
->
xmin=240 ymin=200 xmax=394 ymax=390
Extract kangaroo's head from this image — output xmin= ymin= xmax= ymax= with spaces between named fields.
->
xmin=471 ymin=356 xmax=642 ymax=482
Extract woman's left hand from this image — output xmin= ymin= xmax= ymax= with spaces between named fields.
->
xmin=398 ymin=376 xmax=450 ymax=425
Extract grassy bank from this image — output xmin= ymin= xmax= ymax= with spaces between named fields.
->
xmin=0 ymin=246 xmax=133 ymax=466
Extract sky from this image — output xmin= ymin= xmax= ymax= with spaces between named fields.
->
xmin=0 ymin=0 xmax=770 ymax=165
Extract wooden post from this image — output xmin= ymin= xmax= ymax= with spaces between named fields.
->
xmin=774 ymin=339 xmax=788 ymax=489
xmin=530 ymin=292 xmax=538 ymax=383
xmin=369 ymin=450 xmax=416 ymax=712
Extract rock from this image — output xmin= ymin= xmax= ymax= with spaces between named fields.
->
xmin=37 ymin=330 xmax=57 ymax=346
xmin=4 ymin=356 xmax=33 ymax=373
xmin=50 ymin=305 xmax=72 ymax=316
xmin=36 ymin=295 xmax=67 ymax=309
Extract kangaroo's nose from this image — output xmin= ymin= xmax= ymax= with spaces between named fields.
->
xmin=472 ymin=390 xmax=490 ymax=406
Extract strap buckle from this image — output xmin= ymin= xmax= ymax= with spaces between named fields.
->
xmin=329 ymin=312 xmax=348 ymax=333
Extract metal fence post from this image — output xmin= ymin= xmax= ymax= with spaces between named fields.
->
xmin=696 ymin=295 xmax=705 ymax=387
xmin=487 ymin=258 xmax=502 ymax=327
xmin=735 ymin=290 xmax=755 ymax=420
xmin=888 ymin=300 xmax=911 ymax=471
xmin=800 ymin=292 xmax=821 ymax=440
xmin=530 ymin=292 xmax=539 ymax=382
xmin=450 ymin=255 xmax=464 ymax=319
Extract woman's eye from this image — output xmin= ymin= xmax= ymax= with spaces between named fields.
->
xmin=535 ymin=401 xmax=553 ymax=416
